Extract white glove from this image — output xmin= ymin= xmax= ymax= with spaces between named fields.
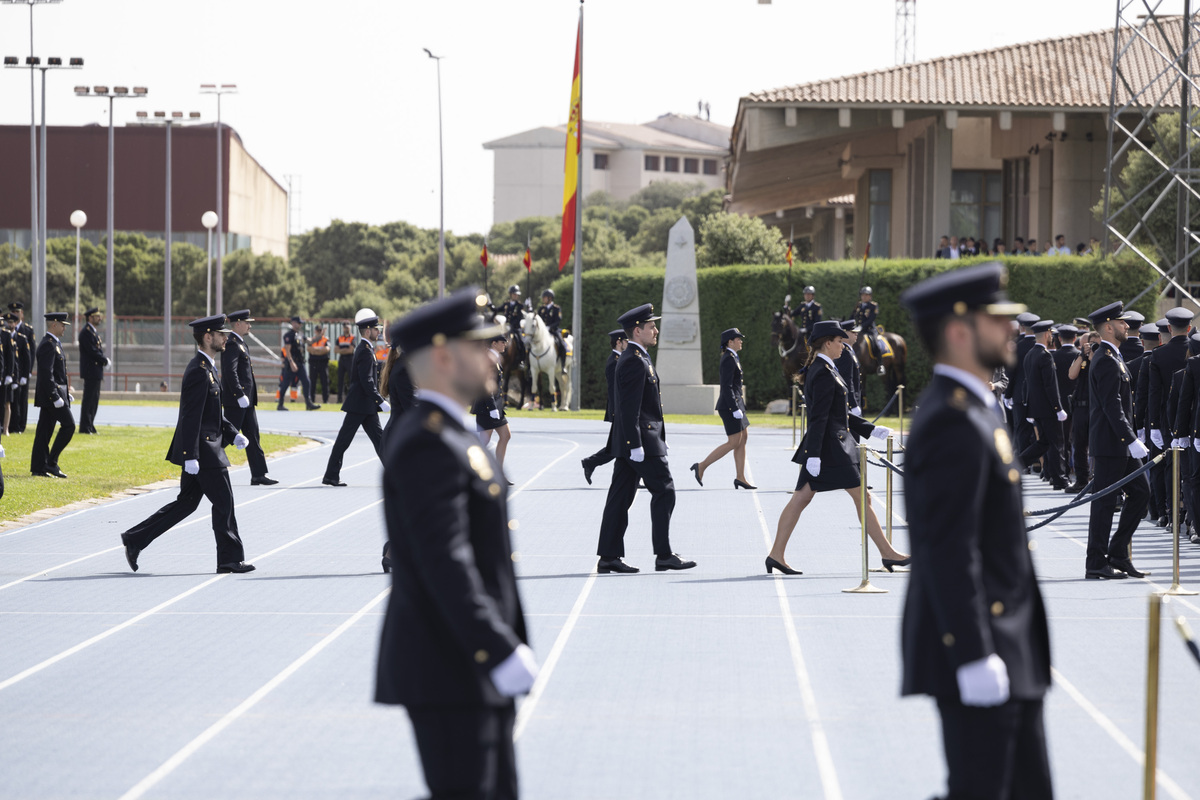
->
xmin=870 ymin=426 xmax=892 ymax=440
xmin=733 ymin=409 xmax=744 ymax=419
xmin=489 ymin=409 xmax=500 ymax=420
xmin=53 ymin=396 xmax=64 ymax=409
xmin=103 ymin=357 xmax=110 ymax=367
xmin=1152 ymin=429 xmax=1164 ymax=449
xmin=1002 ymin=397 xmax=1012 ymax=409
xmin=630 ymin=447 xmax=645 ymax=462
xmin=233 ymin=433 xmax=249 ymax=450
xmin=806 ymin=457 xmax=822 ymax=476
xmin=1138 ymin=428 xmax=1146 ymax=442
xmin=183 ymin=459 xmax=200 ymax=475
xmin=1026 ymin=417 xmax=1034 ymax=424
xmin=379 ymin=401 xmax=391 ymax=413
xmin=1056 ymin=410 xmax=1068 ymax=422
xmin=1194 ymin=439 xmax=1200 ymax=453
xmin=1129 ymin=439 xmax=1150 ymax=459
xmin=3 ymin=376 xmax=10 ymax=385
xmin=19 ymin=377 xmax=26 ymax=386
xmin=1173 ymin=437 xmax=1191 ymax=449
xmin=850 ymin=406 xmax=862 ymax=417
xmin=956 ymin=654 xmax=1010 ymax=707
xmin=237 ymin=395 xmax=250 ymax=409
xmin=0 ymin=444 xmax=5 ymax=459
xmin=489 ymin=643 xmax=539 ymax=697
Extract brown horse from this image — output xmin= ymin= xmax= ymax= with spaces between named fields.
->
xmin=501 ymin=329 xmax=530 ymax=409
xmin=854 ymin=327 xmax=907 ymax=402
xmin=770 ymin=307 xmax=809 ymax=397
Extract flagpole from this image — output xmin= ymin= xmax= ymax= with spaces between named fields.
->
xmin=570 ymin=0 xmax=584 ymax=411
xmin=526 ymin=230 xmax=532 ymax=302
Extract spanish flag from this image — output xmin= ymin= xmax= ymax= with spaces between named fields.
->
xmin=558 ymin=15 xmax=582 ymax=271
xmin=524 ymin=246 xmax=532 ymax=273
xmin=786 ymin=241 xmax=793 ymax=267
xmin=480 ymin=242 xmax=489 ymax=268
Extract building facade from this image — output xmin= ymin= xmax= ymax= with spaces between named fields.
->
xmin=484 ymin=113 xmax=729 ymax=223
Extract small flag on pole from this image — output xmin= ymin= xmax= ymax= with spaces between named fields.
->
xmin=524 ymin=244 xmax=532 ymax=273
xmin=480 ymin=241 xmax=489 ymax=268
xmin=786 ymin=241 xmax=794 ymax=267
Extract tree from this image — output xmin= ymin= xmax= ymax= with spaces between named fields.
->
xmin=631 ymin=208 xmax=684 ymax=255
xmin=627 ymin=180 xmax=709 ymax=211
xmin=696 ymin=213 xmax=787 ymax=267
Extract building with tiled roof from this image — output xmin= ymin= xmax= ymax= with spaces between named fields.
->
xmin=728 ymin=20 xmax=1182 ymax=259
xmin=484 ymin=113 xmax=729 ymax=224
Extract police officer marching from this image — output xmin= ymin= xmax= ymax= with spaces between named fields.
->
xmin=1018 ymin=319 xmax=1069 ymax=490
xmin=1146 ymin=307 xmax=1195 ymax=528
xmin=222 ymin=310 xmax=277 ymax=486
xmin=77 ymin=307 xmax=109 ymax=434
xmin=277 ymin=315 xmax=320 ymax=411
xmin=9 ymin=302 xmax=33 ymax=433
xmin=30 ymin=312 xmax=75 ymax=478
xmin=581 ymin=328 xmax=627 ymax=485
xmin=322 ymin=308 xmax=389 ymax=486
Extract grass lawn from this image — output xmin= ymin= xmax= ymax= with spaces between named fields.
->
xmin=0 ymin=427 xmax=303 ymax=523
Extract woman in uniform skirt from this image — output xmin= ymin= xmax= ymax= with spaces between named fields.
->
xmin=765 ymin=320 xmax=911 ymax=575
xmin=691 ymin=327 xmax=755 ymax=489
xmin=380 ymin=342 xmax=416 ymax=439
xmin=473 ymin=335 xmax=512 ymax=479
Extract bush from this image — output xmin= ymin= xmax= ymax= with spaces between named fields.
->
xmin=553 ymin=256 xmax=1159 ymax=410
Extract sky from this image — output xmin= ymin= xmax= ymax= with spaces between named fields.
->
xmin=0 ymin=0 xmax=1152 ymax=240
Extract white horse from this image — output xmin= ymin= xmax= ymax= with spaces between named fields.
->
xmin=521 ymin=312 xmax=573 ymax=411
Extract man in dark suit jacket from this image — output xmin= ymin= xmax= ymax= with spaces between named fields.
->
xmin=1130 ymin=325 xmax=1161 ymax=516
xmin=581 ymin=328 xmax=627 ymax=484
xmin=30 ymin=312 xmax=75 ymax=478
xmin=1173 ymin=334 xmax=1200 ymax=543
xmin=1003 ymin=313 xmax=1039 ymax=456
xmin=1147 ymin=307 xmax=1195 ymax=527
xmin=899 ymin=262 xmax=1052 ymax=800
xmin=77 ymin=307 xmax=108 ymax=434
xmin=9 ymin=302 xmax=33 ymax=433
xmin=1052 ymin=325 xmax=1080 ymax=474
xmin=120 ymin=315 xmax=254 ymax=574
xmin=836 ymin=320 xmax=864 ymax=415
xmin=1019 ymin=320 xmax=1068 ymax=489
xmin=322 ymin=308 xmax=389 ymax=486
xmin=376 ymin=287 xmax=537 ymax=800
xmin=1087 ymin=302 xmax=1152 ymax=579
xmin=222 ymin=309 xmax=276 ymax=486
xmin=595 ymin=303 xmax=696 ymax=574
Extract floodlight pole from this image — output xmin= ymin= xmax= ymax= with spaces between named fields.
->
xmin=201 ymin=84 xmax=237 ymax=315
xmin=425 ymin=49 xmax=445 ymax=299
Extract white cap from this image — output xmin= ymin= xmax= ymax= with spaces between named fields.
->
xmin=354 ymin=307 xmax=377 ymax=325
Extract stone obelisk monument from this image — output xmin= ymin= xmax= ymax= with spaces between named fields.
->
xmin=657 ymin=217 xmax=719 ymax=414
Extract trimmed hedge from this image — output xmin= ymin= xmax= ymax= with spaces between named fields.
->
xmin=553 ymin=256 xmax=1159 ymax=410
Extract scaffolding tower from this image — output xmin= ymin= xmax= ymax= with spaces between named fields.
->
xmin=895 ymin=0 xmax=916 ymax=66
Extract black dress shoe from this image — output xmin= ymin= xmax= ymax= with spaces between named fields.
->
xmin=765 ymin=556 xmax=801 ymax=575
xmin=1085 ymin=565 xmax=1128 ymax=580
xmin=216 ymin=562 xmax=256 ymax=574
xmin=734 ymin=479 xmax=757 ymax=490
xmin=690 ymin=463 xmax=703 ymax=487
xmin=1158 ymin=515 xmax=1171 ymax=528
xmin=1050 ymin=483 xmax=1068 ymax=491
xmin=31 ymin=471 xmax=54 ymax=478
xmin=306 ymin=403 xmax=321 ymax=410
xmin=882 ymin=556 xmax=912 ymax=573
xmin=655 ymin=553 xmax=697 ymax=571
xmin=48 ymin=468 xmax=68 ymax=479
xmin=1066 ymin=482 xmax=1087 ymax=493
xmin=1110 ymin=558 xmax=1149 ymax=578
xmin=250 ymin=476 xmax=279 ymax=486
xmin=597 ymin=557 xmax=639 ymax=574
xmin=276 ymin=404 xmax=289 ymax=411
xmin=120 ymin=533 xmax=140 ymax=572
xmin=322 ymin=478 xmax=347 ymax=487
xmin=581 ymin=459 xmax=594 ymax=486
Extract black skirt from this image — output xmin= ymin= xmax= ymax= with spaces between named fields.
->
xmin=719 ymin=408 xmax=749 ymax=436
xmin=795 ymin=461 xmax=861 ymax=492
xmin=475 ymin=411 xmax=508 ymax=431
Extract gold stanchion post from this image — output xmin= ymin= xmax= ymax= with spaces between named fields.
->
xmin=1167 ymin=447 xmax=1198 ymax=595
xmin=886 ymin=436 xmax=894 ymax=545
xmin=845 ymin=442 xmax=887 ymax=594
xmin=792 ymin=383 xmax=798 ymax=448
xmin=800 ymin=402 xmax=807 ymax=441
xmin=897 ymin=384 xmax=906 ymax=450
xmin=1144 ymin=593 xmax=1163 ymax=800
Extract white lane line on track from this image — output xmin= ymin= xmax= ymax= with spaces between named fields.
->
xmin=116 ymin=586 xmax=391 ymax=800
xmin=746 ymin=461 xmax=844 ymax=800
xmin=0 ymin=455 xmax=382 ymax=593
xmin=0 ymin=500 xmax=382 ymax=693
xmin=869 ymin=466 xmax=1192 ymax=798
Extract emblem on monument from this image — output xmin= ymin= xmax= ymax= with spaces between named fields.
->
xmin=664 ymin=276 xmax=696 ymax=309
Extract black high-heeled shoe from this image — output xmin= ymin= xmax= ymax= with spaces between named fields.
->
xmin=734 ymin=479 xmax=757 ymax=490
xmin=765 ymin=556 xmax=802 ymax=575
xmin=882 ymin=556 xmax=911 ymax=573
xmin=382 ymin=544 xmax=392 ymax=574
xmin=690 ymin=463 xmax=703 ymax=487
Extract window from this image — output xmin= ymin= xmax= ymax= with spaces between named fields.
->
xmin=684 ymin=158 xmax=699 ymax=174
xmin=593 ymin=153 xmax=609 ymax=170
xmin=950 ymin=170 xmax=1003 ymax=246
xmin=664 ymin=156 xmax=680 ymax=173
xmin=644 ymin=154 xmax=660 ymax=171
xmin=867 ymin=169 xmax=892 ymax=258
xmin=703 ymin=159 xmax=719 ymax=175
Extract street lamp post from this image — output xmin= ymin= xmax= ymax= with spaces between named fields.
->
xmin=423 ymin=49 xmax=445 ymax=299
xmin=202 ymin=211 xmax=218 ymax=316
xmin=75 ymin=84 xmax=148 ymax=390
xmin=200 ymin=83 xmax=237 ymax=315
xmin=70 ymin=209 xmax=85 ymax=329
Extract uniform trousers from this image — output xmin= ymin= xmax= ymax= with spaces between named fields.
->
xmin=936 ymin=697 xmax=1053 ymax=800
xmin=12 ymin=383 xmax=28 ymax=432
xmin=580 ymin=428 xmax=616 ymax=473
xmin=224 ymin=405 xmax=268 ymax=479
xmin=1019 ymin=417 xmax=1065 ymax=485
xmin=596 ymin=455 xmax=675 ymax=559
xmin=1086 ymin=455 xmax=1150 ymax=570
xmin=123 ymin=468 xmax=245 ymax=565
xmin=1012 ymin=401 xmax=1035 ymax=457
xmin=308 ymin=358 xmax=330 ymax=403
xmin=323 ymin=411 xmax=383 ymax=481
xmin=336 ymin=358 xmax=352 ymax=402
xmin=1182 ymin=448 xmax=1199 ymax=531
xmin=1070 ymin=405 xmax=1089 ymax=484
xmin=79 ymin=378 xmax=101 ymax=433
xmin=30 ymin=404 xmax=74 ymax=473
xmin=1147 ymin=442 xmax=1166 ymax=518
xmin=278 ymin=363 xmax=313 ymax=405
xmin=407 ymin=704 xmax=517 ymax=800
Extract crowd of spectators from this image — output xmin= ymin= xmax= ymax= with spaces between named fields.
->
xmin=934 ymin=233 xmax=1100 ymax=259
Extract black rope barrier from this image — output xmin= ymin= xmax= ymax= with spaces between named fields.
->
xmin=1176 ymin=617 xmax=1200 ymax=669
xmin=866 ymin=452 xmax=905 ymax=475
xmin=870 ymin=390 xmax=899 ymax=424
xmin=1023 ymin=480 xmax=1094 ymax=531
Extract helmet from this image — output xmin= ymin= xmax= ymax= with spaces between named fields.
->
xmin=860 ymin=286 xmax=873 ymax=295
xmin=508 ymin=285 xmax=521 ymax=295
xmin=542 ymin=288 xmax=555 ymax=299
xmin=803 ymin=285 xmax=815 ymax=294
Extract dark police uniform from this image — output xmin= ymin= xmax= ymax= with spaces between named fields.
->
xmin=77 ymin=310 xmax=108 ymax=434
xmin=1129 ymin=330 xmax=1160 ymax=516
xmin=120 ymin=315 xmax=253 ymax=574
xmin=1018 ymin=322 xmax=1067 ymax=488
xmin=382 ymin=345 xmax=416 ymax=440
xmin=472 ymin=357 xmax=508 ymax=432
xmin=1069 ymin=342 xmax=1095 ymax=489
xmin=1173 ymin=333 xmax=1200 ymax=541
xmin=595 ymin=304 xmax=695 ymax=573
xmin=278 ymin=318 xmax=318 ymax=409
xmin=898 ymin=262 xmax=1052 ymax=800
xmin=792 ymin=342 xmax=877 ymax=491
xmin=580 ymin=330 xmax=626 ymax=484
xmin=1005 ymin=317 xmax=1039 ymax=457
xmin=792 ymin=292 xmax=822 ymax=333
xmin=221 ymin=310 xmax=274 ymax=485
xmin=9 ymin=304 xmax=33 ymax=433
xmin=536 ymin=294 xmax=566 ymax=372
xmin=31 ymin=314 xmax=75 ymax=477
xmin=854 ymin=295 xmax=885 ymax=361
xmin=376 ymin=287 xmax=529 ymax=800
xmin=0 ymin=319 xmax=14 ymax=424
xmin=1051 ymin=329 xmax=1079 ymax=474
xmin=1087 ymin=303 xmax=1151 ymax=579
xmin=1147 ymin=308 xmax=1195 ymax=524
xmin=716 ymin=328 xmax=748 ymax=436
xmin=322 ymin=317 xmax=387 ymax=485
xmin=835 ymin=336 xmax=863 ymax=414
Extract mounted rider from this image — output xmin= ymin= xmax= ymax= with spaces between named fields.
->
xmin=499 ymin=285 xmax=526 ymax=334
xmin=854 ymin=286 xmax=890 ymax=375
xmin=537 ymin=289 xmax=568 ymax=375
xmin=791 ymin=285 xmax=822 ymax=334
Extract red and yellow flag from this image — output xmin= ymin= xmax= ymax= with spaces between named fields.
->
xmin=524 ymin=246 xmax=532 ymax=273
xmin=558 ymin=17 xmax=582 ymax=271
xmin=480 ymin=242 xmax=489 ymax=268
xmin=786 ymin=241 xmax=793 ymax=267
